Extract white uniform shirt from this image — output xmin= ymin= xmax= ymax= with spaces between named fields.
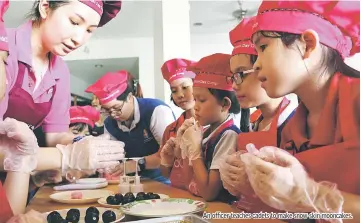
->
xmin=201 ymin=116 xmax=238 ymax=170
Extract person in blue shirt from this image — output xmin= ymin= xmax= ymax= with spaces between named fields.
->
xmin=86 ymin=70 xmax=175 ymax=184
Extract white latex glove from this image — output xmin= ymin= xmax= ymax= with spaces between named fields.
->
xmin=57 ymin=136 xmax=125 ymax=172
xmin=0 ymin=118 xmax=38 ymax=173
xmin=241 ymin=145 xmax=344 ymax=222
xmin=219 ymin=150 xmax=254 ymax=197
xmin=96 ymin=132 xmax=112 ymax=140
xmin=180 ymin=122 xmax=203 ymax=160
xmin=176 ymin=117 xmax=196 ymax=140
xmin=160 ymin=137 xmax=176 ymax=167
xmin=6 ymin=210 xmax=45 ymax=223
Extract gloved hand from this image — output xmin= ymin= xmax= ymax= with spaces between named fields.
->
xmin=0 ymin=118 xmax=38 ymax=173
xmin=219 ymin=150 xmax=255 ymax=198
xmin=6 ymin=210 xmax=45 ymax=223
xmin=160 ymin=137 xmax=176 ymax=167
xmin=180 ymin=121 xmax=203 ymax=160
xmin=57 ymin=136 xmax=125 ymax=172
xmin=65 ymin=169 xmax=95 ymax=183
xmin=176 ymin=117 xmax=196 ymax=140
xmin=173 ymin=142 xmax=182 ymax=159
xmin=31 ymin=170 xmax=63 ymax=187
xmin=241 ymin=145 xmax=344 ymax=220
xmin=176 ymin=118 xmax=196 ymax=159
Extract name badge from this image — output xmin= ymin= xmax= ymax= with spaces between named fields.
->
xmin=143 ymin=129 xmax=153 ymax=143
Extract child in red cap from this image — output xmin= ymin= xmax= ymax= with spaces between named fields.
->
xmin=159 ymin=58 xmax=197 ymax=191
xmin=237 ymin=0 xmax=359 ymax=219
xmin=177 ymin=53 xmax=241 ymax=202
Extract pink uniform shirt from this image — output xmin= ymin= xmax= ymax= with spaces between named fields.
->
xmin=0 ymin=21 xmax=71 ymax=132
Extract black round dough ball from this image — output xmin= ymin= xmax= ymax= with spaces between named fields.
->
xmin=66 ymin=208 xmax=80 ymax=223
xmin=124 ymin=192 xmax=135 ymax=199
xmin=67 ymin=209 xmax=80 ymax=217
xmin=85 ymin=212 xmax=99 ymax=223
xmin=66 ymin=214 xmax=79 ymax=223
xmin=102 ymin=210 xmax=116 ymax=223
xmin=148 ymin=193 xmax=160 ymax=200
xmin=106 ymin=196 xmax=118 ymax=205
xmin=136 ymin=192 xmax=146 ymax=197
xmin=145 ymin=192 xmax=154 ymax=200
xmin=135 ymin=195 xmax=145 ymax=201
xmin=136 ymin=192 xmax=146 ymax=201
xmin=114 ymin=194 xmax=123 ymax=205
xmin=47 ymin=211 xmax=63 ymax=223
xmin=86 ymin=206 xmax=99 ymax=216
xmin=122 ymin=196 xmax=135 ymax=205
xmin=66 ymin=210 xmax=80 ymax=223
xmin=152 ymin=194 xmax=161 ymax=199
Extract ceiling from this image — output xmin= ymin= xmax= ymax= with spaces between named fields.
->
xmin=4 ymin=0 xmax=261 ymax=38
xmin=67 ymin=57 xmax=139 ymax=84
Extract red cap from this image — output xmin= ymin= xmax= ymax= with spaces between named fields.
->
xmin=79 ymin=1 xmax=122 ymax=27
xmin=85 ymin=70 xmax=128 ymax=104
xmin=161 ymin=58 xmax=196 ymax=84
xmin=229 ymin=16 xmax=257 ymax=56
xmin=190 ymin=53 xmax=233 ymax=91
xmin=252 ymin=1 xmax=360 ymax=58
xmin=70 ymin=106 xmax=100 ymax=128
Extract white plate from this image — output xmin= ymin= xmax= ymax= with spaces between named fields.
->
xmin=43 ymin=207 xmax=124 ymax=223
xmin=50 ymin=190 xmax=114 ymax=204
xmin=120 ymin=198 xmax=207 ymax=218
xmin=97 ymin=193 xmax=169 ymax=208
xmin=76 ymin=178 xmax=107 ymax=184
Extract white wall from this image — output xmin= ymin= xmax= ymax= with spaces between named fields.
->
xmin=191 ymin=33 xmax=233 ymax=60
xmin=64 ymin=37 xmax=156 ymax=99
xmin=70 ymin=75 xmax=91 ymax=99
xmin=345 ymin=54 xmax=360 ymax=71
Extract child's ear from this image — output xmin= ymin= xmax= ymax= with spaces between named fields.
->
xmin=222 ymin=97 xmax=232 ymax=111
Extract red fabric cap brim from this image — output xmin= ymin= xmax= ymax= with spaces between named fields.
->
xmin=252 ymin=10 xmax=353 ymax=59
xmin=168 ymin=71 xmax=196 ymax=83
xmin=232 ymin=40 xmax=257 ymax=56
xmin=70 ymin=117 xmax=95 ymax=128
xmin=193 ymin=73 xmax=233 ymax=91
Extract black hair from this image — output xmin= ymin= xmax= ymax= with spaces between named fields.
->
xmin=240 ymin=108 xmax=250 ymax=133
xmin=116 ymin=73 xmax=143 ymax=101
xmin=208 ymin=89 xmax=240 ymax=115
xmin=250 ymin=54 xmax=257 ymax=64
xmin=69 ymin=122 xmax=93 ymax=135
xmin=259 ymin=31 xmax=359 ymax=78
xmin=27 ymin=0 xmax=69 ymax=25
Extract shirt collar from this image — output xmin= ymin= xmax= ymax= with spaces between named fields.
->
xmin=117 ymin=96 xmax=140 ymax=131
xmin=202 ymin=115 xmax=232 ymax=145
xmin=15 ymin=20 xmax=62 ymax=80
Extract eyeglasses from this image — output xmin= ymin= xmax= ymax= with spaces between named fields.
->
xmin=101 ymin=101 xmax=126 ymax=116
xmin=227 ymin=69 xmax=255 ymax=85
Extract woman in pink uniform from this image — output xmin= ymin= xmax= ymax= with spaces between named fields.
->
xmin=0 ymin=0 xmax=122 ymax=147
xmin=237 ymin=1 xmax=359 ymax=220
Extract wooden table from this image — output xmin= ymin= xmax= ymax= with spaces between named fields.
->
xmin=27 ymin=180 xmax=283 ymax=223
